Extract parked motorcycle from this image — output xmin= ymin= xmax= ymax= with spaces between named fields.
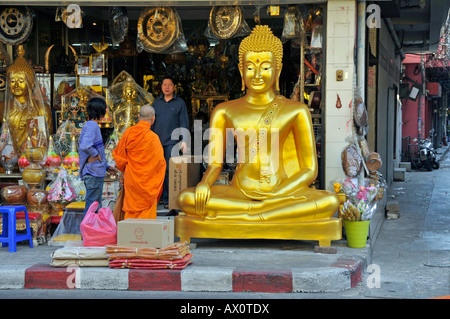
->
xmin=412 ymin=132 xmax=439 ymax=171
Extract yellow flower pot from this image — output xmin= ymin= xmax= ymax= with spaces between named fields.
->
xmin=343 ymin=220 xmax=370 ymax=248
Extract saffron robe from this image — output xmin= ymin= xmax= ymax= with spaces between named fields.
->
xmin=113 ymin=121 xmax=166 ymax=219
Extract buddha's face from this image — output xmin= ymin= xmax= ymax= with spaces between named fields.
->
xmin=242 ymin=51 xmax=277 ymax=94
xmin=123 ymin=85 xmax=136 ymax=100
xmin=10 ymin=71 xmax=28 ymax=97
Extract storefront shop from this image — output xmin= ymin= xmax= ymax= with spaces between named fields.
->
xmin=0 ymin=3 xmax=326 ymax=192
xmin=0 ymin=1 xmax=387 ymax=252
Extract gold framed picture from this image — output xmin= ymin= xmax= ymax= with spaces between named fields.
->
xmin=90 ymin=53 xmax=105 ymax=75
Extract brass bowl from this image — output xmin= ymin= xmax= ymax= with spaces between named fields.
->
xmin=1 ymin=185 xmax=28 ymax=205
xmin=22 ymin=166 xmax=46 ymax=187
xmin=137 ymin=7 xmax=179 ymax=53
xmin=27 ymin=189 xmax=48 ymax=207
xmin=209 ymin=6 xmax=244 ymax=39
xmin=24 ymin=147 xmax=45 ymax=163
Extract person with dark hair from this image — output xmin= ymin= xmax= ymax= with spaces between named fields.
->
xmin=86 ymin=97 xmax=107 ymax=120
xmin=79 ymin=97 xmax=118 ymax=216
xmin=152 ymin=75 xmax=189 ymax=209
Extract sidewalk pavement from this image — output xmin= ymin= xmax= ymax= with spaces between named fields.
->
xmin=0 ymin=237 xmax=369 ymax=293
xmin=8 ymin=145 xmax=449 ymax=294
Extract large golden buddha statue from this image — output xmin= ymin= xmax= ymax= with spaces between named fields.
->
xmin=176 ymin=25 xmax=341 ymax=246
xmin=4 ymin=45 xmax=53 ymax=156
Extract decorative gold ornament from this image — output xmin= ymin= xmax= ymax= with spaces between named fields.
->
xmin=0 ymin=7 xmax=33 ymax=45
xmin=137 ymin=7 xmax=179 ymax=53
xmin=209 ymin=6 xmax=244 ymax=39
xmin=92 ymin=40 xmax=109 ymax=53
xmin=93 ymin=24 xmax=110 ymax=53
xmin=175 ymin=25 xmax=341 ymax=246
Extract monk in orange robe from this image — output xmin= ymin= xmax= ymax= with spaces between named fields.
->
xmin=113 ymin=105 xmax=166 ymax=219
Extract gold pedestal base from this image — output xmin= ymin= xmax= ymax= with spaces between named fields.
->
xmin=175 ymin=214 xmax=342 ymax=247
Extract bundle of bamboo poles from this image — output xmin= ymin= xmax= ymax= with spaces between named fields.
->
xmin=106 ymin=241 xmax=190 ymax=261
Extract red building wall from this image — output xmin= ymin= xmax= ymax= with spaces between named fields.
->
xmin=401 ymin=55 xmax=426 ymax=140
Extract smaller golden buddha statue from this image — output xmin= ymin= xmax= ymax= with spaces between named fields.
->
xmin=107 ymin=76 xmax=153 ymax=139
xmin=4 ymin=45 xmax=52 ymax=156
xmin=113 ymin=78 xmax=140 ymax=137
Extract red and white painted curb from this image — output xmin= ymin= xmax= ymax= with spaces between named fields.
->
xmin=0 ymin=257 xmax=364 ymax=292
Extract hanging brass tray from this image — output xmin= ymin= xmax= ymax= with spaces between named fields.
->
xmin=137 ymin=7 xmax=179 ymax=53
xmin=209 ymin=6 xmax=244 ymax=39
xmin=0 ymin=7 xmax=33 ymax=45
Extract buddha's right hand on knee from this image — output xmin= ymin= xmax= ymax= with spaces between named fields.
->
xmin=194 ymin=182 xmax=210 ymax=217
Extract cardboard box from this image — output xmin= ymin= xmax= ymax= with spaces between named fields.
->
xmin=213 ymin=171 xmax=233 ymax=185
xmin=117 ymin=218 xmax=174 ymax=248
xmin=168 ymin=155 xmax=202 ymax=210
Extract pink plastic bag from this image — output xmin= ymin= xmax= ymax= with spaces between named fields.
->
xmin=80 ymin=201 xmax=117 ymax=247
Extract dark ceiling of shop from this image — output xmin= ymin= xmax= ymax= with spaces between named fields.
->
xmin=30 ymin=4 xmax=324 ymax=46
xmin=31 ymin=5 xmax=304 ymax=43
xmin=32 ymin=6 xmax=297 ymax=27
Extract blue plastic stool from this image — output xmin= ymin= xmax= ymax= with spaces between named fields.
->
xmin=0 ymin=205 xmax=34 ymax=253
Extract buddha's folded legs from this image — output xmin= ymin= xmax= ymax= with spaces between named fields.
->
xmin=177 ymin=186 xmax=339 ymax=222
xmin=177 ymin=185 xmax=252 ymax=217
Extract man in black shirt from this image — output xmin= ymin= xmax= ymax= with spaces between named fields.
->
xmin=152 ymin=75 xmax=189 ymax=209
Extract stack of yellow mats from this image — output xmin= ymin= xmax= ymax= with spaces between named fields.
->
xmin=51 ymin=246 xmax=109 ymax=267
xmin=106 ymin=241 xmax=193 ymax=270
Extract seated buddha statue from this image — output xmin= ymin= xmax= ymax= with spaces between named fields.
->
xmin=4 ymin=45 xmax=53 ymax=155
xmin=176 ymin=26 xmax=340 ymax=244
xmin=111 ymin=77 xmax=141 ymax=138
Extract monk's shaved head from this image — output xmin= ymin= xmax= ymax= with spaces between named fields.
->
xmin=139 ymin=104 xmax=155 ymax=120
